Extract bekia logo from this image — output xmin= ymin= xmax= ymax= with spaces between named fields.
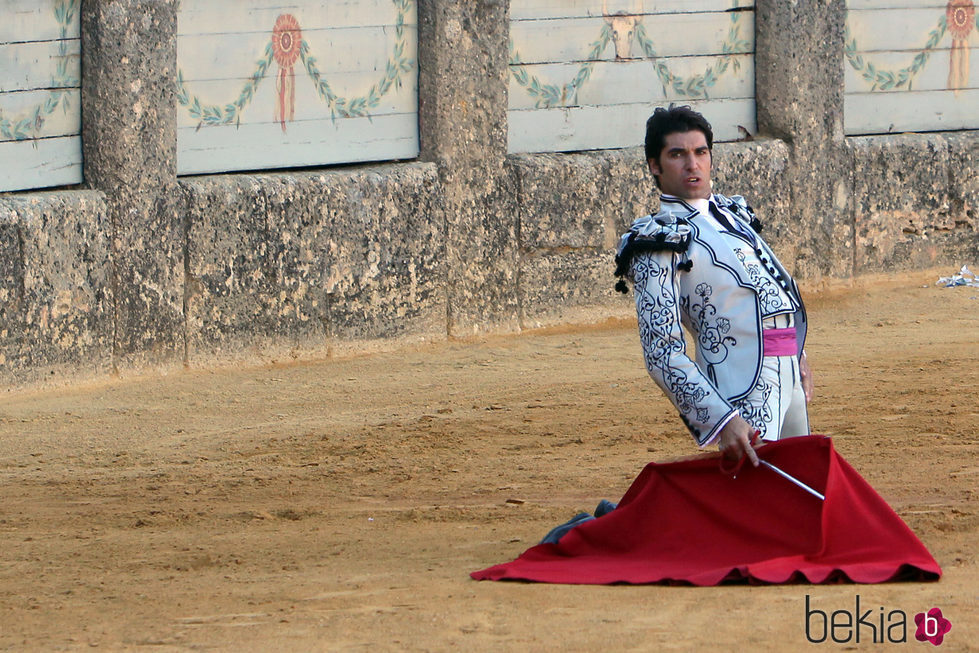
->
xmin=914 ymin=608 xmax=952 ymax=646
xmin=805 ymin=595 xmax=952 ymax=646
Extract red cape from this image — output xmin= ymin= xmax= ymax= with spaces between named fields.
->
xmin=471 ymin=436 xmax=941 ymax=585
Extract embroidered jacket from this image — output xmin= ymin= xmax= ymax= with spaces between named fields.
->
xmin=615 ymin=193 xmax=808 ymax=445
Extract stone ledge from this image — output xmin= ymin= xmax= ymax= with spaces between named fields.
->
xmin=180 ymin=162 xmax=446 ymax=364
xmin=0 ymin=191 xmax=112 ymax=385
xmin=849 ymin=132 xmax=978 ymax=272
xmin=519 ymin=248 xmax=625 ymax=329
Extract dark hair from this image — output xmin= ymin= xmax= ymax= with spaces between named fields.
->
xmin=644 ymin=105 xmax=714 ymax=163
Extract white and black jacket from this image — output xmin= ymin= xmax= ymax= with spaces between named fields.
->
xmin=614 ymin=193 xmax=807 ymax=445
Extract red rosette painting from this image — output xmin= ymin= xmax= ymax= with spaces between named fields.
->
xmin=946 ymin=0 xmax=975 ymax=90
xmin=272 ymin=14 xmax=302 ymax=132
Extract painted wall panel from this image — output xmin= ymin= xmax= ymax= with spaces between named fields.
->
xmin=176 ymin=0 xmax=418 ymax=176
xmin=512 ymin=1 xmax=744 ymax=20
xmin=0 ymin=136 xmax=81 ymax=193
xmin=847 ymin=1 xmax=946 ymax=10
xmin=508 ymin=0 xmax=756 ymax=154
xmin=178 ymin=114 xmax=419 ymax=175
xmin=0 ymin=40 xmax=81 ymax=93
xmin=845 ymin=88 xmax=979 ymax=133
xmin=0 ymin=0 xmax=82 ymax=192
xmin=509 ymin=55 xmax=754 ymax=111
xmin=844 ymin=46 xmax=978 ymax=90
xmin=0 ymin=0 xmax=81 ymax=44
xmin=849 ymin=7 xmax=967 ymax=50
xmin=180 ymin=27 xmax=417 ymax=77
xmin=509 ymin=98 xmax=755 ymax=154
xmin=178 ymin=0 xmax=405 ymax=34
xmin=510 ymin=11 xmax=753 ymax=62
xmin=0 ymin=89 xmax=80 ymax=142
xmin=844 ymin=0 xmax=978 ymax=134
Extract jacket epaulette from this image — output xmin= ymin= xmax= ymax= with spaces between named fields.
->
xmin=613 ymin=215 xmax=693 ymax=293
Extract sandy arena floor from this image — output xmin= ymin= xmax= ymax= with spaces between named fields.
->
xmin=1 ymin=269 xmax=977 ymax=651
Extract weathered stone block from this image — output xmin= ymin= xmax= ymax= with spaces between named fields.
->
xmin=509 ymin=153 xmax=612 ymax=249
xmin=0 ymin=192 xmax=111 ymax=384
xmin=602 ymin=148 xmax=658 ymax=239
xmin=509 ymin=147 xmax=659 ymax=250
xmin=712 ymin=140 xmax=790 ymax=211
xmin=320 ymin=165 xmax=446 ymax=342
xmin=509 ymin=146 xmax=655 ymax=258
xmin=182 ymin=162 xmax=444 ymax=362
xmin=519 ymin=249 xmax=631 ymax=328
xmin=509 ymin=147 xmax=650 ymax=329
xmin=850 ymin=133 xmax=975 ymax=272
xmin=946 ymin=132 xmax=979 ymax=231
xmin=442 ymin=166 xmax=520 ymax=337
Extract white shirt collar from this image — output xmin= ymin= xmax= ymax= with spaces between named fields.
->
xmin=660 ymin=193 xmax=715 ymax=216
xmin=688 ymin=197 xmax=710 ymax=216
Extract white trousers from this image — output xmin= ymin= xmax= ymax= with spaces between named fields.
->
xmin=733 ymin=352 xmax=809 ymax=441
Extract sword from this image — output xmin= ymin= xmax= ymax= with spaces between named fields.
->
xmin=758 ymin=460 xmax=825 ymax=501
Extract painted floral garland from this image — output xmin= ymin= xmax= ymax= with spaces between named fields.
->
xmin=509 ymin=24 xmax=612 ymax=109
xmin=177 ymin=0 xmax=413 ymax=131
xmin=845 ymin=1 xmax=978 ymax=92
xmin=844 ymin=16 xmax=947 ymax=91
xmin=0 ymin=0 xmax=78 ymax=142
xmin=509 ymin=3 xmax=750 ymax=108
xmin=637 ymin=10 xmax=750 ymax=99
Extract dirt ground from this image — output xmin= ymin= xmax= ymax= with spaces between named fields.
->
xmin=1 ymin=269 xmax=977 ymax=652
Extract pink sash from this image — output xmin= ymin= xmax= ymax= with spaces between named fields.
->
xmin=763 ymin=327 xmax=797 ymax=356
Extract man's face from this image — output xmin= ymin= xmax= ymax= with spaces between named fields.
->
xmin=648 ymin=130 xmax=712 ymax=200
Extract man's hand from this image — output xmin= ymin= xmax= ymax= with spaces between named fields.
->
xmin=800 ymin=350 xmax=814 ymax=403
xmin=718 ymin=414 xmax=760 ymax=467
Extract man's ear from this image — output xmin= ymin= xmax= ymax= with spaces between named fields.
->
xmin=647 ymin=158 xmax=660 ymax=177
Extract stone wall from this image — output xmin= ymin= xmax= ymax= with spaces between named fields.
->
xmin=1 ymin=0 xmax=976 ymax=386
xmin=181 ymin=163 xmax=445 ymax=361
xmin=850 ymin=133 xmax=979 ymax=273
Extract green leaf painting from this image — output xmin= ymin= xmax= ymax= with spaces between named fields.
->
xmin=845 ymin=14 xmax=948 ymax=92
